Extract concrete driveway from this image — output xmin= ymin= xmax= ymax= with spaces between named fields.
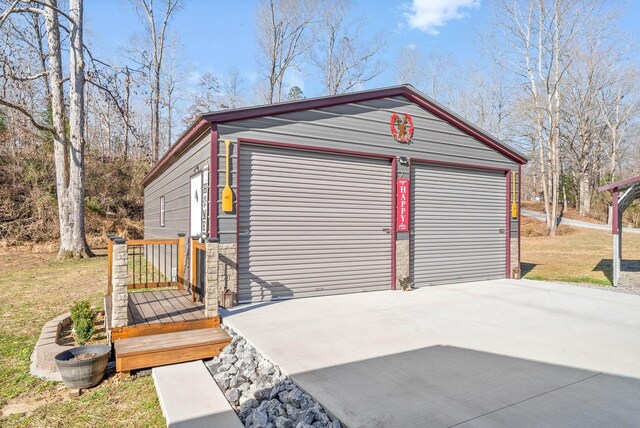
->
xmin=222 ymin=279 xmax=640 ymax=427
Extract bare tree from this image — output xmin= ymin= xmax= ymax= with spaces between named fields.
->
xmin=598 ymin=65 xmax=639 ymax=178
xmin=220 ymin=66 xmax=246 ymax=109
xmin=135 ymin=0 xmax=180 ymax=161
xmin=393 ymin=46 xmax=459 ymax=107
xmin=490 ymin=0 xmax=601 ymax=235
xmin=452 ymin=61 xmax=515 ymax=142
xmin=394 ymin=45 xmax=427 ymax=89
xmin=183 ymin=72 xmax=222 ymax=125
xmin=310 ymin=0 xmax=385 ymax=95
xmin=255 ymin=0 xmax=316 ymax=103
xmin=0 ymin=0 xmax=92 ymax=257
xmin=161 ymin=35 xmax=185 ymax=149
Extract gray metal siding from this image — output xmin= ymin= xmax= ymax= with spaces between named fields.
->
xmin=411 ymin=163 xmax=507 ymax=286
xmin=238 ymin=144 xmax=392 ymax=303
xmin=144 ymin=129 xmax=211 ymax=240
xmin=218 ymin=96 xmax=519 ymax=242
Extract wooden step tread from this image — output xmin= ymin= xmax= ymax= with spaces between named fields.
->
xmin=115 ymin=328 xmax=231 ymax=357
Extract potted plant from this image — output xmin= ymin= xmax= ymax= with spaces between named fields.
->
xmin=55 ymin=301 xmax=111 ymax=389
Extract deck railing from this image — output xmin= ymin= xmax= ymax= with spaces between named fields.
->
xmin=107 ymin=234 xmax=186 ymax=293
xmin=190 ymin=237 xmax=206 ymax=302
xmin=106 ymin=233 xmax=220 ymax=332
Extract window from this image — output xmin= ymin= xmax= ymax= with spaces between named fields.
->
xmin=160 ymin=196 xmax=165 ymax=227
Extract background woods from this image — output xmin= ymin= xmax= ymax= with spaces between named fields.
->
xmin=0 ymin=0 xmax=639 ymax=253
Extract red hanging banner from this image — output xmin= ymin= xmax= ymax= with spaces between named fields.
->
xmin=396 ymin=178 xmax=410 ymax=232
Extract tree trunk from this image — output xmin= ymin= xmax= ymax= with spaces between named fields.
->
xmin=153 ymin=63 xmax=161 ymax=161
xmin=579 ymin=173 xmax=591 ymax=215
xmin=124 ymin=67 xmax=130 ymax=161
xmin=44 ymin=0 xmax=92 ymax=259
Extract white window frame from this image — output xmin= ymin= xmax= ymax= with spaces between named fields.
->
xmin=160 ymin=195 xmax=166 ymax=227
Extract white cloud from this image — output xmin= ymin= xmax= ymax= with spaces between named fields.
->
xmin=404 ymin=0 xmax=480 ymax=35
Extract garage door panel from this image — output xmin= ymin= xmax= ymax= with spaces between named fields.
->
xmin=239 ymin=144 xmax=392 ymax=303
xmin=411 ymin=163 xmax=506 ymax=287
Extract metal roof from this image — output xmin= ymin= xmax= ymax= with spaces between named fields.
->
xmin=142 ymin=84 xmax=528 ymax=187
xmin=598 ymin=175 xmax=640 ymax=192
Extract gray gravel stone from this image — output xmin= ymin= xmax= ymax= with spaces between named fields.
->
xmin=213 ymin=325 xmax=341 ymax=428
xmin=288 ymin=388 xmax=304 ymax=408
xmin=238 ymin=398 xmax=259 ymax=421
xmin=225 ymin=388 xmax=240 ymax=405
xmin=302 ymin=408 xmax=316 ymax=424
xmin=218 ymin=363 xmax=232 ymax=373
xmin=213 ymin=372 xmax=230 ymax=390
xmin=254 ymin=387 xmax=272 ymax=401
xmin=230 ymin=374 xmax=247 ymax=388
xmin=275 ymin=416 xmax=295 ymax=428
xmin=248 ymin=407 xmax=269 ymax=428
xmin=223 ymin=353 xmax=238 ymax=365
xmin=300 ymin=394 xmax=314 ymax=410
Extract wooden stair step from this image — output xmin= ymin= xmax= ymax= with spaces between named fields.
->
xmin=115 ymin=327 xmax=232 ymax=372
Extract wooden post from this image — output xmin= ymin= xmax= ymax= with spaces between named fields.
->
xmin=107 ymin=238 xmax=113 ymax=296
xmin=177 ymin=233 xmax=185 ymax=291
xmin=191 ymin=237 xmax=197 ymax=302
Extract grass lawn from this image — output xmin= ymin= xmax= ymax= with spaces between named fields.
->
xmin=521 ymin=217 xmax=640 ymax=285
xmin=0 ymin=249 xmax=164 ymax=427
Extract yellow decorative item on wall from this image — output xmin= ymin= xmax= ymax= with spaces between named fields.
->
xmin=511 ymin=172 xmax=518 ymax=219
xmin=222 ymin=140 xmax=233 ymax=213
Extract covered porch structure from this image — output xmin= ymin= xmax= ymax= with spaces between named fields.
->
xmin=598 ymin=176 xmax=640 ymax=287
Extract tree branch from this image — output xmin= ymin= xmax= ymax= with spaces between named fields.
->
xmin=0 ymin=98 xmax=53 ymax=133
xmin=0 ymin=0 xmax=22 ymax=29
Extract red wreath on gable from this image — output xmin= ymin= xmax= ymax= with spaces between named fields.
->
xmin=390 ymin=112 xmax=414 ymax=143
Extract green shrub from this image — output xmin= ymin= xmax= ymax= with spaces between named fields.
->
xmin=84 ymin=197 xmax=105 ymax=215
xmin=70 ymin=300 xmax=96 ymax=345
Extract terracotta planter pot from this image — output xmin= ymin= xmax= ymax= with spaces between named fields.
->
xmin=55 ymin=344 xmax=111 ymax=389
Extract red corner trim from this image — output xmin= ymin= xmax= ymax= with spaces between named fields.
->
xmin=209 ymin=124 xmax=219 ymax=239
xmin=391 ymin=157 xmax=397 ymax=290
xmin=506 ymin=171 xmax=511 ymax=278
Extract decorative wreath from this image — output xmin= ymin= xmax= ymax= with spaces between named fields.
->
xmin=390 ymin=112 xmax=414 ymax=143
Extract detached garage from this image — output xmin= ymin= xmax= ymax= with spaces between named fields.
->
xmin=142 ymin=85 xmax=527 ymax=306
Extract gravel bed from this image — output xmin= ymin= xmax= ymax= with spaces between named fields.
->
xmin=205 ymin=325 xmax=341 ymax=428
xmin=545 ymin=280 xmax=640 ymax=296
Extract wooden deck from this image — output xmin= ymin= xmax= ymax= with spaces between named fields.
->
xmin=108 ymin=289 xmax=220 ymax=341
xmin=128 ymin=289 xmax=207 ymax=325
xmin=107 ymin=289 xmax=231 ymax=372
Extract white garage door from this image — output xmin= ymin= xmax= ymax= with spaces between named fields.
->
xmin=238 ymin=144 xmax=392 ymax=303
xmin=411 ymin=163 xmax=507 ymax=286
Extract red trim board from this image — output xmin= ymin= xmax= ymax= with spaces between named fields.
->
xmin=209 ymin=124 xmax=219 ymax=239
xmin=518 ymin=164 xmax=521 ymax=273
xmin=506 ymin=171 xmax=511 ymax=278
xmin=391 ymin=157 xmax=397 ymax=290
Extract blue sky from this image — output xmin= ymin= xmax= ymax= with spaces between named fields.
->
xmin=86 ymin=0 xmax=640 ymax=100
